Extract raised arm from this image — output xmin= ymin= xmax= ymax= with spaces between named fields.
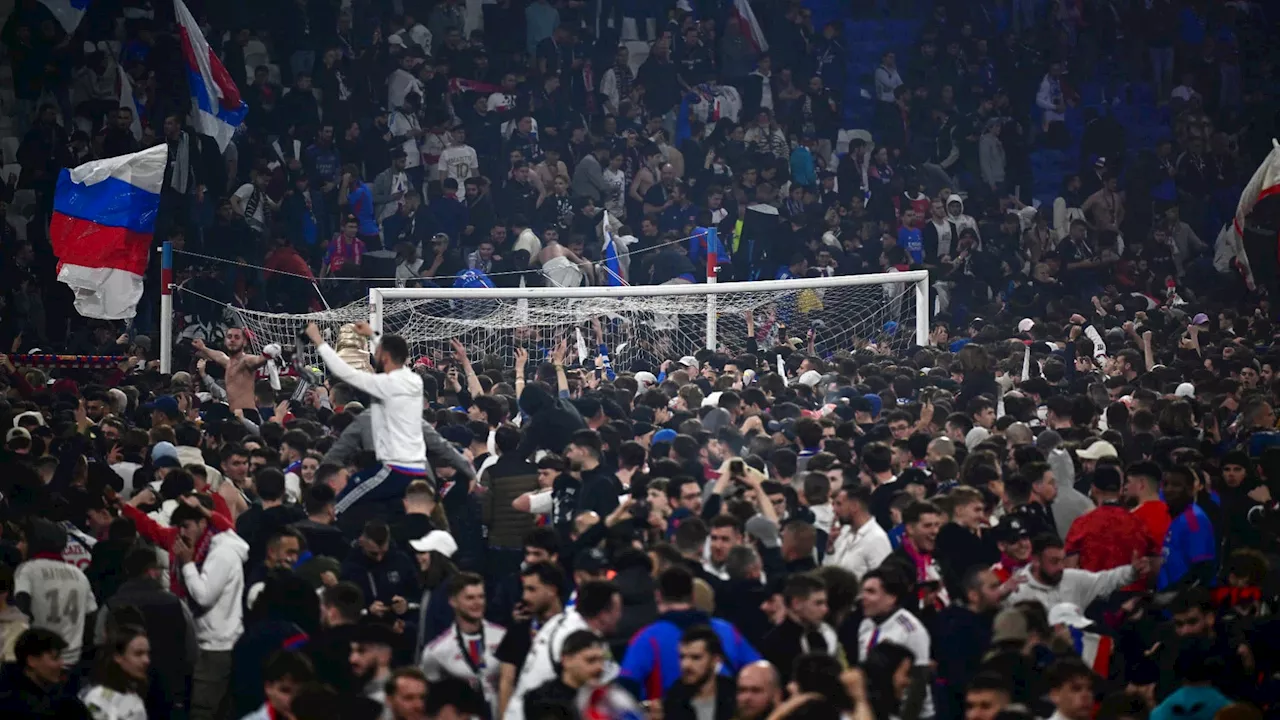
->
xmin=307 ymin=322 xmax=396 ymax=400
xmin=191 ymin=338 xmax=229 ymax=367
xmin=451 ymin=339 xmax=484 ymax=398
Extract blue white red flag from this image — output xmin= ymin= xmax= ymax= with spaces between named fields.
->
xmin=38 ymin=0 xmax=89 ymax=33
xmin=602 ymin=211 xmax=627 ymax=286
xmin=50 ymin=144 xmax=166 ymax=320
xmin=175 ymin=0 xmax=247 ymax=150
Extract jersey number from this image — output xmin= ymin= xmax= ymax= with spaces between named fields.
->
xmin=43 ymin=588 xmax=80 ymax=625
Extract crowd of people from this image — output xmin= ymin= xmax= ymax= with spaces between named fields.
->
xmin=1 ymin=0 xmax=1280 ymax=719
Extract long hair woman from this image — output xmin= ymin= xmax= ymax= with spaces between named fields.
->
xmin=81 ymin=625 xmax=152 ymax=720
xmin=863 ymin=641 xmax=917 ymax=720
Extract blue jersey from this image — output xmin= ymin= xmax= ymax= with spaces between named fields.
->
xmin=898 ymin=226 xmax=923 ymax=264
xmin=620 ymin=610 xmax=760 ymax=699
xmin=1157 ymin=504 xmax=1215 ymax=590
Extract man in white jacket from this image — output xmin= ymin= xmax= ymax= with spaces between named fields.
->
xmin=1006 ymin=534 xmax=1150 ymax=611
xmin=503 ymin=581 xmax=622 ymax=720
xmin=170 ymin=501 xmax=250 ymax=720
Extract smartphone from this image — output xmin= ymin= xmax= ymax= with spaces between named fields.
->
xmin=729 ymin=459 xmax=746 ymax=477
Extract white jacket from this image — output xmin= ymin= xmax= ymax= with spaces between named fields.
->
xmin=81 ymin=685 xmax=147 ymax=720
xmin=318 ymin=343 xmax=426 ymax=469
xmin=181 ymin=530 xmax=250 ymax=651
xmin=1213 ymin=223 xmax=1254 ymax=286
xmin=1005 ymin=563 xmax=1135 ymax=611
xmin=504 ymin=610 xmax=618 ymax=720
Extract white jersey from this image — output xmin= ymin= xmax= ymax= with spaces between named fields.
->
xmin=390 ymin=111 xmax=423 ymax=169
xmin=421 ymin=621 xmax=506 ymax=717
xmin=504 ymin=610 xmax=619 ymax=720
xmin=15 ymin=558 xmax=97 ymax=664
xmin=439 ymin=145 xmax=479 ymax=184
xmin=80 ymin=685 xmax=147 ymax=720
xmin=858 ymin=607 xmax=933 ymax=717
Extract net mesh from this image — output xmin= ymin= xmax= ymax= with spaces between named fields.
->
xmin=176 ymin=276 xmax=921 ymax=372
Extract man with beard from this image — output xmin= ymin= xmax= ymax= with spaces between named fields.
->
xmin=934 ymin=567 xmax=1006 ymax=720
xmin=420 ymin=573 xmax=506 ymax=718
xmin=761 ymin=574 xmax=840 ymax=682
xmin=1157 ymin=466 xmax=1216 ymax=591
xmin=664 ymin=626 xmax=738 ymax=720
xmin=193 ymin=327 xmax=269 ymax=413
xmin=495 ymin=562 xmax=565 ymax=719
xmin=348 ymin=621 xmax=396 ymax=705
xmin=1006 ymin=534 xmax=1150 ymax=611
xmin=825 ymin=484 xmax=892 ymax=583
xmin=522 ymin=631 xmax=609 ymax=718
xmin=565 ymin=430 xmax=621 ymax=518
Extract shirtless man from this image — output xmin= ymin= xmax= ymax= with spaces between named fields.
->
xmin=535 ymin=227 xmax=596 ymax=286
xmin=193 ymin=327 xmax=269 ymax=412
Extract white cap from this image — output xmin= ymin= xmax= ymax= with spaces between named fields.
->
xmin=701 ymin=391 xmax=723 ymax=408
xmin=1175 ymin=382 xmax=1195 ymax=398
xmin=677 ymin=356 xmax=699 ymax=369
xmin=798 ymin=370 xmax=822 ymax=387
xmin=13 ymin=410 xmax=44 ymax=428
xmin=1017 ymin=318 xmax=1035 ymax=333
xmin=634 ymin=371 xmax=657 ymax=387
xmin=1076 ymin=440 xmax=1118 ymax=460
xmin=409 ymin=530 xmax=458 ymax=557
xmin=1048 ymin=602 xmax=1091 ymax=629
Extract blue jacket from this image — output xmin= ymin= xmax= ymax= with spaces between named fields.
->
xmin=620 ymin=609 xmax=760 ymax=700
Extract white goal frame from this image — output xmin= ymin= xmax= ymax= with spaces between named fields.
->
xmin=368 ymin=270 xmax=931 ymax=351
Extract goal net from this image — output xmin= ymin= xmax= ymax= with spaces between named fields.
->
xmin=194 ymin=272 xmax=928 ymax=372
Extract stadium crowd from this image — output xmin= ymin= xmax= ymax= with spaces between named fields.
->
xmin=1 ymin=0 xmax=1280 ymax=719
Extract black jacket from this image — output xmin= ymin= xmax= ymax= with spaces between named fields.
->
xmin=306 ymin=623 xmax=362 ymax=695
xmin=237 ymin=503 xmax=308 ymax=569
xmin=290 ymin=518 xmax=351 ymax=561
xmin=714 ymin=578 xmax=773 ymax=650
xmin=516 ymin=384 xmax=586 ymax=460
xmin=663 ymin=675 xmax=738 ymax=720
xmin=0 ymin=666 xmax=88 ymax=718
xmin=339 ymin=545 xmax=421 ymax=619
xmin=483 ymin=456 xmax=541 ymax=548
xmin=103 ymin=576 xmax=197 ymax=706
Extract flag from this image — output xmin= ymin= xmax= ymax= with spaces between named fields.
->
xmin=602 ymin=211 xmax=627 ymax=286
xmin=448 ymin=77 xmax=503 ymax=95
xmin=50 ymin=144 xmax=166 ymax=320
xmin=116 ymin=66 xmax=142 ymax=140
xmin=730 ymin=0 xmax=768 ymax=53
xmin=175 ymin=0 xmax=246 ymax=150
xmin=705 ymin=226 xmax=721 ymax=279
xmin=1234 ymin=139 xmax=1280 ymax=238
xmin=38 ymin=0 xmax=89 ymax=33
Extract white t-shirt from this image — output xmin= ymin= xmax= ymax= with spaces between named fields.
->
xmin=233 ymin=183 xmax=266 ymax=229
xmin=15 ymin=558 xmax=97 ymax=664
xmin=80 ymin=685 xmax=147 ymax=720
xmin=420 ymin=621 xmax=507 ymax=717
xmin=858 ymin=607 xmax=933 ymax=716
xmin=439 ymin=145 xmax=479 ymax=184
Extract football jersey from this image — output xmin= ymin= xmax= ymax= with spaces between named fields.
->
xmin=858 ymin=607 xmax=933 ymax=717
xmin=421 ymin=621 xmax=507 ymax=716
xmin=15 ymin=558 xmax=97 ymax=664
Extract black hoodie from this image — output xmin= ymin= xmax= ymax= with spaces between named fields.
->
xmin=516 ymin=383 xmax=586 ymax=460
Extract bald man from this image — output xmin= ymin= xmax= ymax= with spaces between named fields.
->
xmin=735 ymin=661 xmax=781 ymax=720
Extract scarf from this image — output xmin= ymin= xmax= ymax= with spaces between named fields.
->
xmin=244 ymin=188 xmax=270 ymax=230
xmin=613 ymin=63 xmax=633 ymax=100
xmin=901 ymin=537 xmax=933 ymax=584
xmin=171 ymin=526 xmax=216 ymax=601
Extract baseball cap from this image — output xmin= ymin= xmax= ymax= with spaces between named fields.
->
xmin=992 ymin=608 xmax=1029 ymax=644
xmin=144 ymin=395 xmax=180 ymax=417
xmin=5 ymin=427 xmax=30 ymax=443
xmin=1017 ymin=318 xmax=1036 ymax=333
xmin=152 ymin=441 xmax=181 ymax=469
xmin=1048 ymin=602 xmax=1091 ymax=629
xmin=409 ymin=530 xmax=459 ymax=557
xmin=677 ymin=356 xmax=699 ymax=369
xmin=1175 ymin=382 xmax=1195 ymax=398
xmin=12 ymin=410 xmax=44 ymax=428
xmin=634 ymin=371 xmax=658 ymax=387
xmin=652 ymin=428 xmax=678 ymax=444
xmin=574 ymin=548 xmax=611 ymax=575
xmin=862 ymin=393 xmax=883 ymax=417
xmin=965 ymin=427 xmax=991 ymax=450
xmin=995 ymin=516 xmax=1032 ymax=543
xmin=1076 ymin=440 xmax=1118 ymax=461
xmin=798 ymin=370 xmax=822 ymax=387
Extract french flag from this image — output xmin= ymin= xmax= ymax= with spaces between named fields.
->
xmin=730 ymin=0 xmax=768 ymax=53
xmin=38 ymin=0 xmax=89 ymax=33
xmin=50 ymin=144 xmax=165 ymax=320
xmin=602 ymin=211 xmax=627 ymax=286
xmin=175 ymin=0 xmax=246 ymax=150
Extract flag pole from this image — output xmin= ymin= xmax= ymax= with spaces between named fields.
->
xmin=705 ymin=228 xmax=718 ymax=351
xmin=160 ymin=241 xmax=173 ymax=374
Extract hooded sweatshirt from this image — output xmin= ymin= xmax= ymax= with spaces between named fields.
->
xmin=515 ymin=383 xmax=586 ymax=460
xmin=180 ymin=529 xmax=250 ymax=650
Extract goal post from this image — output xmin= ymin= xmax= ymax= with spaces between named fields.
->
xmin=367 ymin=270 xmax=931 ymax=359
